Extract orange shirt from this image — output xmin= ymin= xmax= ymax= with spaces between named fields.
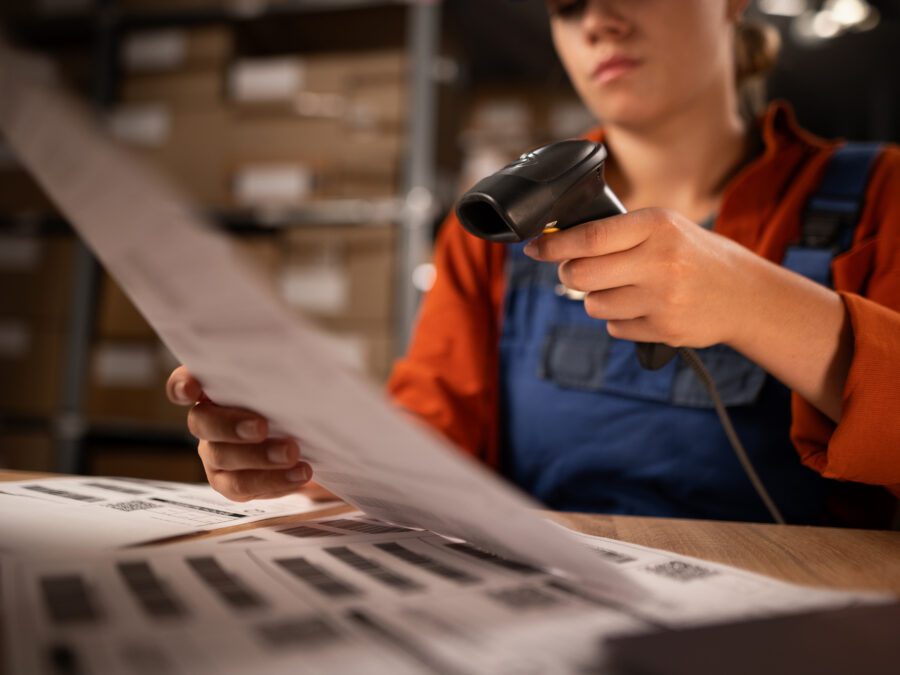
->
xmin=388 ymin=102 xmax=900 ymax=500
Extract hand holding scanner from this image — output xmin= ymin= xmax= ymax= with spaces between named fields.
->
xmin=455 ymin=140 xmax=677 ymax=370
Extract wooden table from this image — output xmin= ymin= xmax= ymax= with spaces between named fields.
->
xmin=4 ymin=470 xmax=900 ymax=595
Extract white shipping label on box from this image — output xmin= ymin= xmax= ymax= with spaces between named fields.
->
xmin=0 ymin=235 xmax=41 ymax=271
xmin=0 ymin=320 xmax=29 ymax=359
xmin=93 ymin=343 xmax=158 ymax=388
xmin=123 ymin=29 xmax=188 ymax=73
xmin=234 ymin=164 xmax=314 ymax=207
xmin=228 ymin=58 xmax=305 ymax=103
xmin=108 ymin=104 xmax=171 ymax=148
xmin=280 ymin=263 xmax=349 ymax=315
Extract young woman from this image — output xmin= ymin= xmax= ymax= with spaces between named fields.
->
xmin=167 ymin=0 xmax=900 ymax=525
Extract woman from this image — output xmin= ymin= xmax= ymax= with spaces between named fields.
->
xmin=168 ymin=0 xmax=900 ymax=525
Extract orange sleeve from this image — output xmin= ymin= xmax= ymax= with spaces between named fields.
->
xmin=386 ymin=214 xmax=506 ymax=466
xmin=791 ymin=147 xmax=900 ymax=495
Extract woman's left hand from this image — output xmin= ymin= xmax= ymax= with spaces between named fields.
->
xmin=523 ymin=207 xmax=752 ymax=348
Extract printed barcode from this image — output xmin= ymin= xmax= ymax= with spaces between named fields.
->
xmin=589 ymin=546 xmax=636 ymax=564
xmin=40 ymin=575 xmax=103 ymax=624
xmin=319 ymin=519 xmax=413 ymax=535
xmin=218 ymin=535 xmax=265 ymax=545
xmin=275 ymin=557 xmax=362 ymax=598
xmin=278 ymin=524 xmax=342 ymax=539
xmin=375 ymin=543 xmax=480 ymax=585
xmin=325 ymin=547 xmax=423 ymax=592
xmin=118 ymin=561 xmax=186 ymax=619
xmin=106 ymin=500 xmax=161 ymax=512
xmin=646 ymin=560 xmax=719 ymax=582
xmin=489 ymin=586 xmax=562 ymax=610
xmin=84 ymin=481 xmax=146 ymax=495
xmin=256 ymin=616 xmax=344 ymax=650
xmin=25 ymin=485 xmax=101 ymax=503
xmin=187 ymin=557 xmax=266 ymax=609
xmin=445 ymin=543 xmax=542 ymax=575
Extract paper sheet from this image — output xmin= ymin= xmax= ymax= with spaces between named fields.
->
xmin=0 ymin=41 xmax=641 ymax=600
xmin=0 ymin=476 xmax=341 ymax=551
xmin=1 ymin=516 xmax=875 ymax=675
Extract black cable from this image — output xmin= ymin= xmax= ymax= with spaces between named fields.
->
xmin=677 ymin=347 xmax=786 ymax=525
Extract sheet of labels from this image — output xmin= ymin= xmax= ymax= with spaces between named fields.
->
xmin=1 ymin=513 xmax=877 ymax=675
xmin=0 ymin=476 xmax=341 ymax=552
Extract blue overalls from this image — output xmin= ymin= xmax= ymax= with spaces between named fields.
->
xmin=499 ymin=143 xmax=884 ymax=524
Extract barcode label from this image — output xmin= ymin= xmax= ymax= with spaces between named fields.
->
xmin=278 ymin=524 xmax=343 ymax=539
xmin=375 ymin=543 xmax=480 ymax=585
xmin=84 ymin=481 xmax=146 ymax=495
xmin=645 ymin=560 xmax=719 ymax=582
xmin=275 ymin=557 xmax=362 ymax=599
xmin=118 ymin=561 xmax=187 ymax=619
xmin=40 ymin=575 xmax=103 ymax=624
xmin=256 ymin=616 xmax=344 ymax=650
xmin=151 ymin=498 xmax=245 ymax=518
xmin=325 ymin=547 xmax=423 ymax=592
xmin=106 ymin=500 xmax=161 ymax=512
xmin=319 ymin=519 xmax=413 ymax=535
xmin=489 ymin=586 xmax=563 ymax=611
xmin=445 ymin=543 xmax=542 ymax=575
xmin=25 ymin=485 xmax=101 ymax=503
xmin=187 ymin=557 xmax=267 ymax=610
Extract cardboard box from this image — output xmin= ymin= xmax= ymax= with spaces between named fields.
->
xmin=0 ymin=430 xmax=57 ymax=472
xmin=0 ymin=234 xmax=75 ymax=329
xmin=312 ymin=317 xmax=395 ymax=383
xmin=121 ymin=69 xmax=224 ymax=111
xmin=280 ymin=225 xmax=395 ymax=322
xmin=96 ymin=274 xmax=155 ymax=341
xmin=122 ymin=26 xmax=232 ymax=74
xmin=89 ymin=445 xmax=205 ymax=483
xmin=0 ymin=168 xmax=56 ymax=215
xmin=0 ymin=320 xmax=66 ymax=417
xmin=86 ymin=340 xmax=185 ymax=427
xmin=111 ymin=105 xmax=232 ymax=206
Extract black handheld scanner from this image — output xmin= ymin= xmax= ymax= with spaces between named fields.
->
xmin=456 ymin=140 xmax=676 ymax=370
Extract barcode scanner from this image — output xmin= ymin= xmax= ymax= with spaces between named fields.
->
xmin=455 ymin=139 xmax=787 ymax=525
xmin=456 ymin=139 xmax=678 ymax=371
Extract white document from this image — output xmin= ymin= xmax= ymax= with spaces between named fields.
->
xmin=0 ymin=476 xmax=341 ymax=551
xmin=2 ymin=519 xmax=876 ymax=675
xmin=0 ymin=43 xmax=642 ymax=601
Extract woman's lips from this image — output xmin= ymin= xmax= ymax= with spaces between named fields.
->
xmin=591 ymin=56 xmax=642 ymax=84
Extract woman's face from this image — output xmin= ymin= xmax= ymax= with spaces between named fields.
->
xmin=547 ymin=0 xmax=743 ymax=128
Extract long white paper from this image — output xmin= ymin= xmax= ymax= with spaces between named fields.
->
xmin=0 ymin=476 xmax=341 ymax=551
xmin=2 ymin=518 xmax=875 ymax=675
xmin=0 ymin=42 xmax=642 ymax=600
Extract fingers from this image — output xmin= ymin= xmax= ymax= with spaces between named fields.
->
xmin=207 ymin=465 xmax=313 ymax=503
xmin=524 ymin=208 xmax=663 ymax=262
xmin=198 ymin=438 xmax=300 ymax=471
xmin=300 ymin=481 xmax=340 ymax=502
xmin=188 ymin=401 xmax=268 ymax=443
xmin=166 ymin=365 xmax=204 ymax=406
xmin=583 ymin=286 xmax=648 ymax=321
xmin=557 ymin=247 xmax=648 ymax=292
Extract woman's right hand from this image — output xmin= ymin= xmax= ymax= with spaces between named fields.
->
xmin=166 ymin=365 xmax=314 ymax=502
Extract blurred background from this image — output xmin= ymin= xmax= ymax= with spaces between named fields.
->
xmin=0 ymin=0 xmax=897 ymax=482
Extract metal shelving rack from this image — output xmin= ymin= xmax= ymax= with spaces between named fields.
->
xmin=6 ymin=0 xmax=442 ymax=472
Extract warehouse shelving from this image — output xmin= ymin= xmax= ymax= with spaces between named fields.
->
xmin=2 ymin=0 xmax=443 ymax=473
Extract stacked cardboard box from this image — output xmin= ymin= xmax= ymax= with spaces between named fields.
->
xmin=0 ymin=231 xmax=75 ymax=419
xmin=0 ymin=429 xmax=56 ymax=472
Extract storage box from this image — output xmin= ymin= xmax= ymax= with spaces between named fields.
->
xmin=0 ymin=430 xmax=57 ymax=472
xmin=122 ymin=26 xmax=232 ymax=74
xmin=121 ymin=69 xmax=224 ymax=111
xmin=96 ymin=274 xmax=155 ymax=341
xmin=86 ymin=340 xmax=186 ymax=427
xmin=0 ymin=234 xmax=75 ymax=329
xmin=0 ymin=320 xmax=66 ymax=417
xmin=89 ymin=445 xmax=205 ymax=483
xmin=0 ymin=168 xmax=56 ymax=215
xmin=312 ymin=316 xmax=395 ymax=383
xmin=110 ymin=105 xmax=232 ymax=206
xmin=280 ymin=225 xmax=396 ymax=322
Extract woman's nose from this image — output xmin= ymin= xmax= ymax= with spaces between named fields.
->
xmin=581 ymin=0 xmax=632 ymax=42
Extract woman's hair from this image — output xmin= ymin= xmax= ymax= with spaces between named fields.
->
xmin=734 ymin=20 xmax=781 ymax=116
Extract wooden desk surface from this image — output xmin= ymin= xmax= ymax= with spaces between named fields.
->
xmin=4 ymin=471 xmax=900 ymax=595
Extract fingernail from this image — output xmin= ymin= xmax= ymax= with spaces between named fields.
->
xmin=236 ymin=419 xmax=262 ymax=441
xmin=286 ymin=465 xmax=311 ymax=483
xmin=267 ymin=443 xmax=291 ymax=465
